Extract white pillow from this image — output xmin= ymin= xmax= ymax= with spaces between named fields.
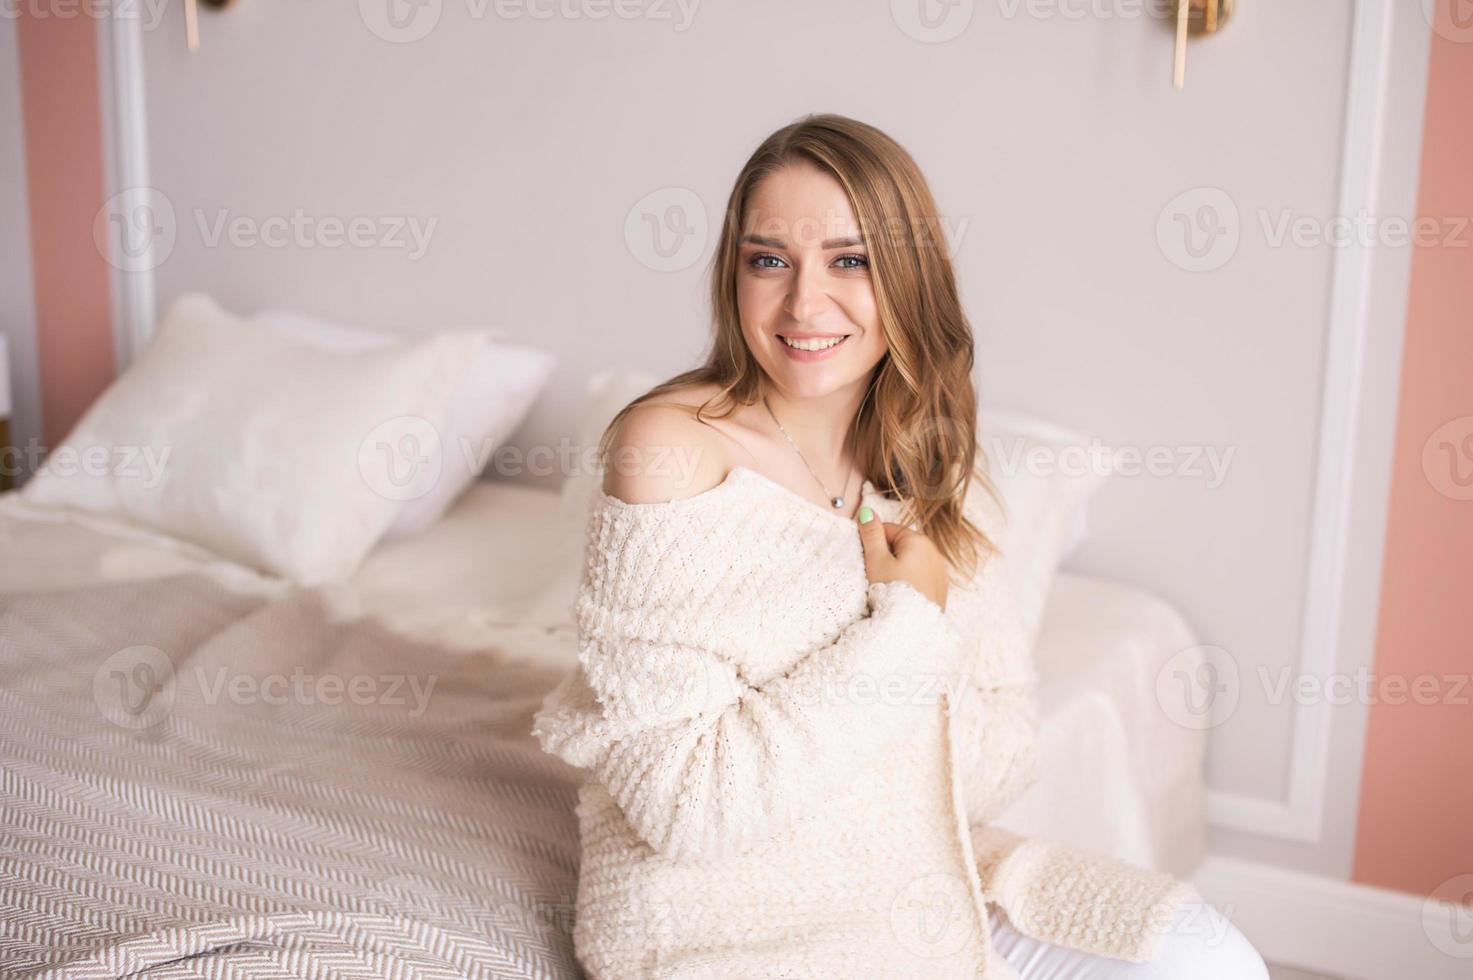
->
xmin=22 ymin=294 xmax=486 ymax=583
xmin=980 ymin=409 xmax=1110 ymax=647
xmin=246 ymin=301 xmax=556 ymax=538
xmin=486 ymin=369 xmax=659 ymax=630
xmin=556 ymin=368 xmax=660 ymax=534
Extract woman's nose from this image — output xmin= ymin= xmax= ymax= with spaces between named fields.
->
xmin=785 ymin=264 xmax=828 ymax=322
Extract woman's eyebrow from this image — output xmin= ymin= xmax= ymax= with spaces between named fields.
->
xmin=739 ymin=233 xmax=867 ymax=249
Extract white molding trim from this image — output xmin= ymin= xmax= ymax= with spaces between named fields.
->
xmin=1194 ymin=857 xmax=1471 ymax=980
xmin=1204 ymin=0 xmax=1397 ymax=843
xmin=95 ymin=8 xmax=154 ymax=369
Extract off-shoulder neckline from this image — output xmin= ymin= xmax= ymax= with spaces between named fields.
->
xmin=592 ymin=464 xmax=887 ymax=533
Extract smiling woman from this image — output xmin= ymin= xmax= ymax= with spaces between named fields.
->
xmin=534 ymin=113 xmax=1266 ymax=979
xmin=597 ymin=113 xmax=994 ymax=577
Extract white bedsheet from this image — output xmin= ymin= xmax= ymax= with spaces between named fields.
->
xmin=0 ymin=479 xmax=1206 ymax=876
xmin=997 ymin=573 xmax=1208 ymax=876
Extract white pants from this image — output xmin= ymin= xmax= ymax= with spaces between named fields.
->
xmin=992 ymin=894 xmax=1270 ymax=980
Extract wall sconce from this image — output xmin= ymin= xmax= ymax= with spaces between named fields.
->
xmin=1173 ymin=0 xmax=1235 ymax=89
xmin=186 ymin=0 xmax=239 ymax=52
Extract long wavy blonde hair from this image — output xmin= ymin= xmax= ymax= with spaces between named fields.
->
xmin=601 ymin=112 xmax=1001 ymax=579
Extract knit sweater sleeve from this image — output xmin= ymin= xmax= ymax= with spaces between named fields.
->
xmin=531 ymin=503 xmax=969 ymax=863
xmin=946 ymin=484 xmax=1043 ymax=825
xmin=956 ymin=681 xmax=1040 ymax=825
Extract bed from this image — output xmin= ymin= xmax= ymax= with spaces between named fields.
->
xmin=0 ymin=477 xmax=1207 ymax=977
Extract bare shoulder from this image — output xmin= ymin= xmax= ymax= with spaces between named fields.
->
xmin=602 ymin=388 xmax=735 ymax=504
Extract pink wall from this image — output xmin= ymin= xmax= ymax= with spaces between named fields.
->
xmin=16 ymin=9 xmax=114 ymax=446
xmin=1353 ymin=0 xmax=1473 ymax=901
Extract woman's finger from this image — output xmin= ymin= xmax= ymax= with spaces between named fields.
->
xmin=857 ymin=506 xmax=893 ymax=578
xmin=883 ymin=522 xmax=914 ymax=548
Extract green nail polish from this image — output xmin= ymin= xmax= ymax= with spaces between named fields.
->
xmin=858 ymin=505 xmax=874 ymax=524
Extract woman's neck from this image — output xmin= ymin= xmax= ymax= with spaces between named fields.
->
xmin=759 ymin=380 xmax=867 ymax=466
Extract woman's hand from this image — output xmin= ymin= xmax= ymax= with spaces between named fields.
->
xmin=857 ymin=506 xmax=950 ymax=611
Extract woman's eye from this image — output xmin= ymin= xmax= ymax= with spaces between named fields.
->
xmin=834 ymin=253 xmax=869 ymax=270
xmin=748 ymin=253 xmax=788 ymax=270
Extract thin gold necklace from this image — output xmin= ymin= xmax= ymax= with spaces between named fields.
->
xmin=761 ymin=394 xmax=852 ymax=509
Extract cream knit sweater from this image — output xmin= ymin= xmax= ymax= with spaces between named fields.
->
xmin=533 ymin=465 xmax=1192 ymax=979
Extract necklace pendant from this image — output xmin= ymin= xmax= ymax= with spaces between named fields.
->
xmin=831 ymin=496 xmax=845 ymax=509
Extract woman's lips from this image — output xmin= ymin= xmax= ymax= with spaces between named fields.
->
xmin=777 ymin=334 xmax=850 ymax=362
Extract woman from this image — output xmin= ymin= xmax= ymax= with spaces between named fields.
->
xmin=534 ymin=113 xmax=1268 ymax=979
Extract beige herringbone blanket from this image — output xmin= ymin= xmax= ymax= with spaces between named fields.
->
xmin=0 ymin=572 xmax=584 ymax=979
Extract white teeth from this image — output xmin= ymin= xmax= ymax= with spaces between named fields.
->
xmin=781 ymin=335 xmax=845 ymax=352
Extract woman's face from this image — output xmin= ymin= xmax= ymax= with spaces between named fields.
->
xmin=736 ymin=163 xmax=889 ymax=402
